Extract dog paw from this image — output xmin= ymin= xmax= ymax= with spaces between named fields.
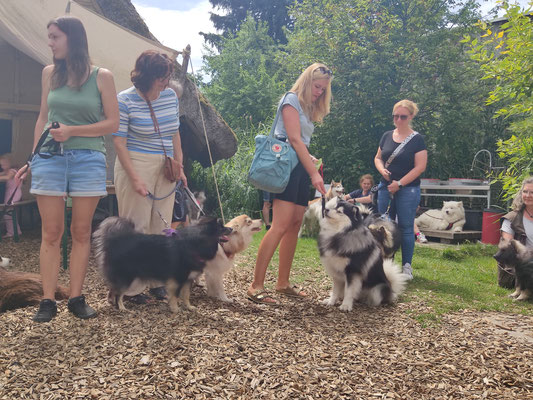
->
xmin=453 ymin=227 xmax=462 ymax=232
xmin=321 ymin=298 xmax=336 ymax=306
xmin=339 ymin=303 xmax=353 ymax=312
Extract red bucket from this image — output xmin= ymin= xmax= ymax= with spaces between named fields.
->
xmin=481 ymin=209 xmax=504 ymax=245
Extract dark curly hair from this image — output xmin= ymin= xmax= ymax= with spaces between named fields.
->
xmin=131 ymin=50 xmax=174 ymax=94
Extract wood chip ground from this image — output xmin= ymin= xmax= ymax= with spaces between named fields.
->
xmin=1 ymin=232 xmax=532 ymax=399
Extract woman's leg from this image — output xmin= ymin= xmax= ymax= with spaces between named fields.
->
xmin=149 ymin=158 xmax=176 ymax=234
xmin=69 ymin=197 xmax=100 ymax=298
xmin=395 ymin=186 xmax=421 ymax=266
xmin=114 ymin=154 xmax=158 ymax=234
xmin=36 ymin=195 xmax=65 ymax=300
xmin=248 ymin=199 xmax=298 ymax=294
xmin=276 ymin=204 xmax=306 ymax=290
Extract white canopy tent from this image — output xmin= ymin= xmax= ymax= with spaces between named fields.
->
xmin=0 ymin=0 xmax=178 ymax=91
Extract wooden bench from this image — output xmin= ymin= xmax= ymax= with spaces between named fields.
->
xmin=420 ymin=229 xmax=482 ymax=244
xmin=0 ymin=199 xmax=38 ymax=242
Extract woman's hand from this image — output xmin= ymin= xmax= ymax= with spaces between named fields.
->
xmin=380 ymin=168 xmax=391 ymax=181
xmin=49 ymin=123 xmax=72 ymax=142
xmin=311 ymin=172 xmax=326 ymax=195
xmin=179 ymin=169 xmax=188 ymax=187
xmin=132 ymin=178 xmax=148 ymax=197
xmin=15 ymin=163 xmax=30 ymax=182
xmin=387 ymin=180 xmax=401 ymax=195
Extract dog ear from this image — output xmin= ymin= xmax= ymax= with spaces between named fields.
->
xmin=511 ymin=239 xmax=526 ymax=255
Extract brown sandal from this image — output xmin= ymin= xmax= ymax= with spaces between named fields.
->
xmin=247 ymin=290 xmax=277 ymax=305
xmin=276 ymin=285 xmax=307 ymax=298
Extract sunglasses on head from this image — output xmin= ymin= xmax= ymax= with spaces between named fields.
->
xmin=392 ymin=114 xmax=409 ymax=120
xmin=315 ymin=66 xmax=333 ymax=77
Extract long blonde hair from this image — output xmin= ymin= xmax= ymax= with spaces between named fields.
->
xmin=289 ymin=63 xmax=332 ymax=123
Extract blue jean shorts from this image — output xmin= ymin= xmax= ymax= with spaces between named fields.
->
xmin=30 ymin=149 xmax=107 ymax=197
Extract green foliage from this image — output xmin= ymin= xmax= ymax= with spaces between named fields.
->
xmin=187 ymin=122 xmax=269 ymax=220
xmin=467 ymin=2 xmax=533 ymax=200
xmin=202 ymin=16 xmax=285 ymax=130
xmin=202 ymin=0 xmax=301 ymax=48
xmin=283 ymin=0 xmax=506 ymax=189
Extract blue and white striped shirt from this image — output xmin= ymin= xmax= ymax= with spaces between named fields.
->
xmin=113 ymin=87 xmax=180 ymax=154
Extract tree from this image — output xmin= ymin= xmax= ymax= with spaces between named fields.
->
xmin=467 ymin=2 xmax=533 ymax=199
xmin=282 ymin=0 xmax=506 ymax=191
xmin=201 ymin=0 xmax=301 ymax=49
xmin=202 ymin=16 xmax=285 ymax=130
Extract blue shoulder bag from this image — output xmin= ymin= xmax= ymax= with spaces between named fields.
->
xmin=247 ymin=93 xmax=299 ymax=193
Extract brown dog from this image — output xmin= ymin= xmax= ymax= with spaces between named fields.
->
xmin=0 ymin=267 xmax=69 ymax=312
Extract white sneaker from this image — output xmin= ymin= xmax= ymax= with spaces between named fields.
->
xmin=417 ymin=232 xmax=428 ymax=243
xmin=402 ymin=263 xmax=413 ymax=280
xmin=0 ymin=257 xmax=11 ymax=267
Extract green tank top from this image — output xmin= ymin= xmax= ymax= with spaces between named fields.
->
xmin=44 ymin=67 xmax=105 ymax=153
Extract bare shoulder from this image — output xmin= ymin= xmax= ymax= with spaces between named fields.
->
xmin=96 ymin=67 xmax=115 ymax=81
xmin=42 ymin=64 xmax=54 ymax=77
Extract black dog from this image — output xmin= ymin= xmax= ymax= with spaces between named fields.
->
xmin=93 ymin=216 xmax=232 ymax=312
xmin=494 ymin=238 xmax=533 ymax=301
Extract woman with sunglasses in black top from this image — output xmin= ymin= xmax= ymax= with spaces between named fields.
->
xmin=374 ymin=100 xmax=427 ymax=280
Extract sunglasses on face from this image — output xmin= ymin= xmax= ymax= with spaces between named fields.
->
xmin=315 ymin=66 xmax=333 ymax=77
xmin=392 ymin=114 xmax=409 ymax=120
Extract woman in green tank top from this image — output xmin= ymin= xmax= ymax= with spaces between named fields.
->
xmin=16 ymin=16 xmax=119 ymax=322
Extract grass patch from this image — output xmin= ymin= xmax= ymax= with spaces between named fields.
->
xmin=242 ymin=229 xmax=533 ymax=324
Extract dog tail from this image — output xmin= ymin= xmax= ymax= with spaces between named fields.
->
xmin=383 ymin=259 xmax=408 ymax=302
xmin=92 ymin=217 xmax=136 ymax=273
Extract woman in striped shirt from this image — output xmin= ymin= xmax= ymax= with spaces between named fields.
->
xmin=113 ymin=50 xmax=186 ymax=302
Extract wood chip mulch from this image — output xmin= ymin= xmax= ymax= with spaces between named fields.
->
xmin=1 ymin=231 xmax=532 ymax=399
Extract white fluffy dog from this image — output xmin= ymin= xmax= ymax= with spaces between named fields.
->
xmin=415 ymin=201 xmax=466 ymax=232
xmin=203 ymin=215 xmax=262 ymax=302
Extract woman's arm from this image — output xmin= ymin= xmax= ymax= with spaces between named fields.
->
xmin=172 ymin=131 xmax=187 ymax=186
xmin=388 ymin=150 xmax=428 ymax=194
xmin=49 ymin=68 xmax=120 ymax=142
xmin=282 ymin=105 xmax=326 ymax=195
xmin=374 ymin=147 xmax=391 ymax=181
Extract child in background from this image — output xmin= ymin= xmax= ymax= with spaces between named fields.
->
xmin=0 ymin=155 xmax=22 ymax=238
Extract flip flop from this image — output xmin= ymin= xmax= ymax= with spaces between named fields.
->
xmin=247 ymin=290 xmax=277 ymax=305
xmin=276 ymin=285 xmax=307 ymax=298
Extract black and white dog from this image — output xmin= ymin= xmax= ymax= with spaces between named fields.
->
xmin=93 ymin=216 xmax=232 ymax=312
xmin=356 ymin=205 xmax=402 ymax=260
xmin=318 ymin=198 xmax=407 ymax=310
xmin=494 ymin=238 xmax=533 ymax=301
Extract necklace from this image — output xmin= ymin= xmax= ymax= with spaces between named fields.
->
xmin=525 ymin=207 xmax=533 ymax=219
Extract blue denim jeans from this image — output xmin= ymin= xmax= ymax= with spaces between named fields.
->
xmin=377 ymin=183 xmax=421 ymax=265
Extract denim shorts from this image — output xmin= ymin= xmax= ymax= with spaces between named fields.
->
xmin=30 ymin=149 xmax=107 ymax=197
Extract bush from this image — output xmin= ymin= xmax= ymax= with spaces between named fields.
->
xmin=187 ymin=122 xmax=270 ymax=220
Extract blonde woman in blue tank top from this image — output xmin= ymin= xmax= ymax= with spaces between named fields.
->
xmin=247 ymin=63 xmax=333 ymax=305
xmin=16 ymin=17 xmax=119 ymax=322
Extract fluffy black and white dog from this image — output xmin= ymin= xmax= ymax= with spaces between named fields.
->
xmin=493 ymin=238 xmax=533 ymax=301
xmin=356 ymin=205 xmax=402 ymax=259
xmin=93 ymin=216 xmax=232 ymax=312
xmin=318 ymin=198 xmax=407 ymax=310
